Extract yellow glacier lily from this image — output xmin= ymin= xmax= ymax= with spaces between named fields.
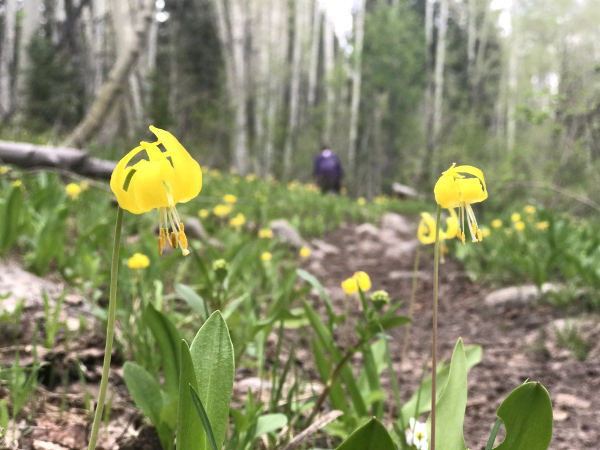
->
xmin=110 ymin=126 xmax=202 ymax=256
xmin=434 ymin=163 xmax=487 ymax=244
xmin=417 ymin=208 xmax=458 ymax=245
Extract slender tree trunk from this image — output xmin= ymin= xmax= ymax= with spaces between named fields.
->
xmin=16 ymin=0 xmax=42 ymax=112
xmin=348 ymin=0 xmax=366 ymax=182
xmin=467 ymin=0 xmax=476 ymax=100
xmin=283 ymin=0 xmax=306 ymax=180
xmin=307 ymin=0 xmax=321 ymax=107
xmin=322 ymin=16 xmax=335 ymax=146
xmin=250 ymin=0 xmax=266 ymax=174
xmin=507 ymin=1 xmax=518 ymax=154
xmin=146 ymin=12 xmax=158 ymax=73
xmin=92 ymin=0 xmax=106 ymax=96
xmin=433 ymin=0 xmax=448 ymax=141
xmin=230 ymin=0 xmax=249 ymax=174
xmin=62 ymin=0 xmax=155 ymax=147
xmin=0 ymin=0 xmax=17 ymax=119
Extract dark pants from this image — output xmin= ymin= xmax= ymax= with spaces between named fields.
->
xmin=317 ymin=175 xmax=341 ymax=194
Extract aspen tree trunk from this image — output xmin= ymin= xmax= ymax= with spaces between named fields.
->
xmin=251 ymin=0 xmax=267 ymax=174
xmin=16 ymin=0 xmax=42 ymax=112
xmin=62 ymin=0 xmax=154 ymax=148
xmin=506 ymin=0 xmax=518 ymax=154
xmin=348 ymin=0 xmax=366 ymax=181
xmin=322 ymin=16 xmax=335 ymax=146
xmin=418 ymin=0 xmax=435 ymax=184
xmin=472 ymin=0 xmax=491 ymax=108
xmin=92 ymin=0 xmax=106 ymax=95
xmin=0 ymin=0 xmax=17 ymax=119
xmin=433 ymin=0 xmax=449 ymax=141
xmin=230 ymin=0 xmax=249 ymax=174
xmin=467 ymin=0 xmax=476 ymax=99
xmin=283 ymin=0 xmax=306 ymax=180
xmin=307 ymin=0 xmax=321 ymax=107
xmin=146 ymin=13 xmax=158 ymax=73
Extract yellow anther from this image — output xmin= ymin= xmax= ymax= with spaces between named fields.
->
xmin=457 ymin=228 xmax=462 ymax=240
xmin=179 ymin=230 xmax=188 ymax=249
xmin=477 ymin=229 xmax=483 ymax=242
xmin=171 ymin=232 xmax=178 ymax=249
xmin=160 ymin=228 xmax=166 ymax=247
xmin=461 ymin=234 xmax=466 ymax=245
xmin=157 ymin=237 xmax=163 ymax=256
xmin=179 ymin=222 xmax=185 ymax=232
xmin=471 ymin=222 xmax=477 ymax=235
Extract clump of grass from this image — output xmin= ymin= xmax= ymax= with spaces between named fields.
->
xmin=555 ymin=322 xmax=591 ymax=361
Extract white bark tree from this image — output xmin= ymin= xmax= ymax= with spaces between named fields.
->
xmin=92 ymin=0 xmax=106 ymax=95
xmin=0 ymin=0 xmax=17 ymax=119
xmin=16 ymin=0 xmax=42 ymax=111
xmin=348 ymin=0 xmax=366 ymax=180
xmin=433 ymin=0 xmax=449 ymax=140
xmin=307 ymin=0 xmax=321 ymax=107
xmin=322 ymin=15 xmax=336 ymax=145
xmin=507 ymin=0 xmax=519 ymax=153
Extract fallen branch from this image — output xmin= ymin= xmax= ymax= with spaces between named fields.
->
xmin=281 ymin=410 xmax=343 ymax=450
xmin=0 ymin=140 xmax=116 ymax=179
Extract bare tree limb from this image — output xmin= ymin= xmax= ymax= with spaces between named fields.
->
xmin=281 ymin=410 xmax=343 ymax=450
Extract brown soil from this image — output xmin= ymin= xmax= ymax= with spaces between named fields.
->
xmin=303 ymin=221 xmax=599 ymax=450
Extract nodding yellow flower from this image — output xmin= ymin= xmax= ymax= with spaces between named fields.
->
xmin=511 ymin=213 xmax=521 ymax=222
xmin=514 ymin=221 xmax=526 ymax=231
xmin=341 ymin=271 xmax=372 ymax=295
xmin=482 ymin=227 xmax=491 ymax=237
xmin=524 ymin=205 xmax=536 ymax=214
xmin=288 ymin=180 xmax=299 ymax=191
xmin=229 ymin=212 xmax=245 ymax=230
xmin=246 ymin=174 xmax=257 ymax=182
xmin=80 ymin=181 xmax=89 ymax=190
xmin=213 ymin=204 xmax=232 ymax=217
xmin=258 ymin=228 xmax=273 ymax=239
xmin=536 ymin=221 xmax=549 ymax=230
xmin=210 ymin=169 xmax=221 ymax=179
xmin=110 ymin=126 xmax=202 ymax=257
xmin=128 ymin=253 xmax=150 ymax=269
xmin=223 ymin=194 xmax=237 ymax=204
xmin=417 ymin=208 xmax=459 ymax=244
xmin=491 ymin=219 xmax=502 ymax=229
xmin=434 ymin=164 xmax=487 ymax=244
xmin=66 ymin=183 xmax=82 ymax=200
xmin=199 ymin=209 xmax=209 ymax=218
xmin=0 ymin=166 xmax=8 ymax=174
xmin=11 ymin=180 xmax=21 ymax=187
xmin=261 ymin=252 xmax=272 ymax=262
xmin=357 ymin=197 xmax=366 ymax=205
xmin=300 ymin=246 xmax=311 ymax=259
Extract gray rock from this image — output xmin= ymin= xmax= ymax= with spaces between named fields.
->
xmin=270 ymin=219 xmax=307 ymax=249
xmin=483 ymin=283 xmax=561 ymax=309
xmin=0 ymin=262 xmax=66 ymax=312
xmin=184 ymin=217 xmax=207 ymax=240
xmin=378 ymin=229 xmax=402 ymax=246
xmin=392 ymin=182 xmax=418 ymax=199
xmin=555 ymin=393 xmax=591 ymax=410
xmin=355 ymin=223 xmax=380 ymax=238
xmin=380 ymin=213 xmax=413 ymax=237
xmin=358 ymin=239 xmax=383 ymax=255
xmin=389 ymin=270 xmax=429 ymax=281
xmin=383 ymin=240 xmax=419 ymax=259
xmin=311 ymin=239 xmax=340 ymax=255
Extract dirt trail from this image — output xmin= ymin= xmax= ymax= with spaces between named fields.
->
xmin=303 ymin=216 xmax=600 ymax=450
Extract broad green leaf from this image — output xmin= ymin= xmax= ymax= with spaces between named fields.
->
xmin=230 ymin=407 xmax=251 ymax=433
xmin=400 ymin=344 xmax=482 ymax=428
xmin=426 ymin=338 xmax=468 ymax=450
xmin=123 ymin=362 xmax=164 ymax=427
xmin=144 ymin=304 xmax=182 ymax=400
xmin=178 ymin=342 xmax=205 ymax=450
xmin=160 ymin=399 xmax=178 ymax=430
xmin=254 ymin=413 xmax=288 ymax=438
xmin=336 ymin=418 xmax=396 ymax=450
xmin=176 ymin=283 xmax=209 ymax=319
xmin=0 ymin=186 xmax=22 ymax=255
xmin=190 ymin=311 xmax=235 ymax=450
xmin=190 ymin=385 xmax=219 ymax=450
xmin=493 ymin=382 xmax=553 ymax=450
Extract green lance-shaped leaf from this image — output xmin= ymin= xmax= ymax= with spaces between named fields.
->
xmin=426 ymin=338 xmax=468 ymax=450
xmin=493 ymin=382 xmax=553 ymax=450
xmin=178 ymin=341 xmax=206 ymax=450
xmin=123 ymin=362 xmax=164 ymax=427
xmin=1 ymin=186 xmax=23 ymax=255
xmin=336 ymin=418 xmax=396 ymax=450
xmin=190 ymin=311 xmax=235 ymax=450
xmin=144 ymin=304 xmax=183 ymax=400
xmin=190 ymin=385 xmax=219 ymax=450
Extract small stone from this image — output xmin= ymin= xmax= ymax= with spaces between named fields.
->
xmin=553 ymin=409 xmax=569 ymax=422
xmin=355 ymin=223 xmax=380 ymax=238
xmin=310 ymin=239 xmax=340 ymax=255
xmin=380 ymin=213 xmax=413 ymax=236
xmin=388 ymin=270 xmax=429 ymax=281
xmin=483 ymin=283 xmax=561 ymax=309
xmin=378 ymin=228 xmax=402 ymax=246
xmin=184 ymin=217 xmax=207 ymax=240
xmin=270 ymin=219 xmax=307 ymax=249
xmin=383 ymin=240 xmax=418 ymax=259
xmin=555 ymin=393 xmax=591 ymax=410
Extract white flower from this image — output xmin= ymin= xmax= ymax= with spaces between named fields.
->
xmin=406 ymin=418 xmax=428 ymax=450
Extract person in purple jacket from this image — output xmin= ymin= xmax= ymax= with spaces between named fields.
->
xmin=313 ymin=145 xmax=344 ymax=194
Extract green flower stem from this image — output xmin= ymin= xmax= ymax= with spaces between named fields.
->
xmin=88 ymin=206 xmax=123 ymax=450
xmin=431 ymin=204 xmax=442 ymax=450
xmin=401 ymin=244 xmax=420 ymax=366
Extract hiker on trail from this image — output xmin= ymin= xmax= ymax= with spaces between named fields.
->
xmin=313 ymin=146 xmax=343 ymax=194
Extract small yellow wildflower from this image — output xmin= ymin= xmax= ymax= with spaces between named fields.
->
xmin=374 ymin=195 xmax=387 ymax=205
xmin=80 ymin=181 xmax=89 ymax=190
xmin=434 ymin=164 xmax=487 ymax=244
xmin=11 ymin=180 xmax=21 ymax=187
xmin=511 ymin=213 xmax=521 ymax=222
xmin=110 ymin=126 xmax=201 ymax=257
xmin=524 ymin=205 xmax=536 ymax=214
xmin=230 ymin=168 xmax=238 ymax=175
xmin=258 ymin=228 xmax=273 ymax=239
xmin=341 ymin=278 xmax=358 ymax=295
xmin=288 ymin=180 xmax=299 ymax=191
xmin=224 ymin=194 xmax=237 ymax=204
xmin=340 ymin=187 xmax=347 ymax=195
xmin=246 ymin=174 xmax=257 ymax=182
xmin=491 ymin=219 xmax=502 ymax=229
xmin=229 ymin=212 xmax=245 ymax=231
xmin=66 ymin=183 xmax=82 ymax=200
xmin=213 ymin=204 xmax=232 ymax=217
xmin=417 ymin=209 xmax=459 ymax=244
xmin=210 ymin=169 xmax=221 ymax=179
xmin=261 ymin=252 xmax=272 ymax=262
xmin=357 ymin=197 xmax=366 ymax=205
xmin=515 ymin=221 xmax=526 ymax=231
xmin=536 ymin=221 xmax=549 ymax=231
xmin=300 ymin=246 xmax=311 ymax=259
xmin=127 ymin=253 xmax=150 ymax=269
xmin=482 ymin=227 xmax=491 ymax=237
xmin=199 ymin=209 xmax=209 ymax=218
xmin=342 ymin=271 xmax=372 ymax=295
xmin=0 ymin=166 xmax=9 ymax=174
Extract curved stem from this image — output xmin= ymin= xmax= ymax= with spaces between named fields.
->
xmin=88 ymin=207 xmax=123 ymax=450
xmin=431 ymin=205 xmax=441 ymax=450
